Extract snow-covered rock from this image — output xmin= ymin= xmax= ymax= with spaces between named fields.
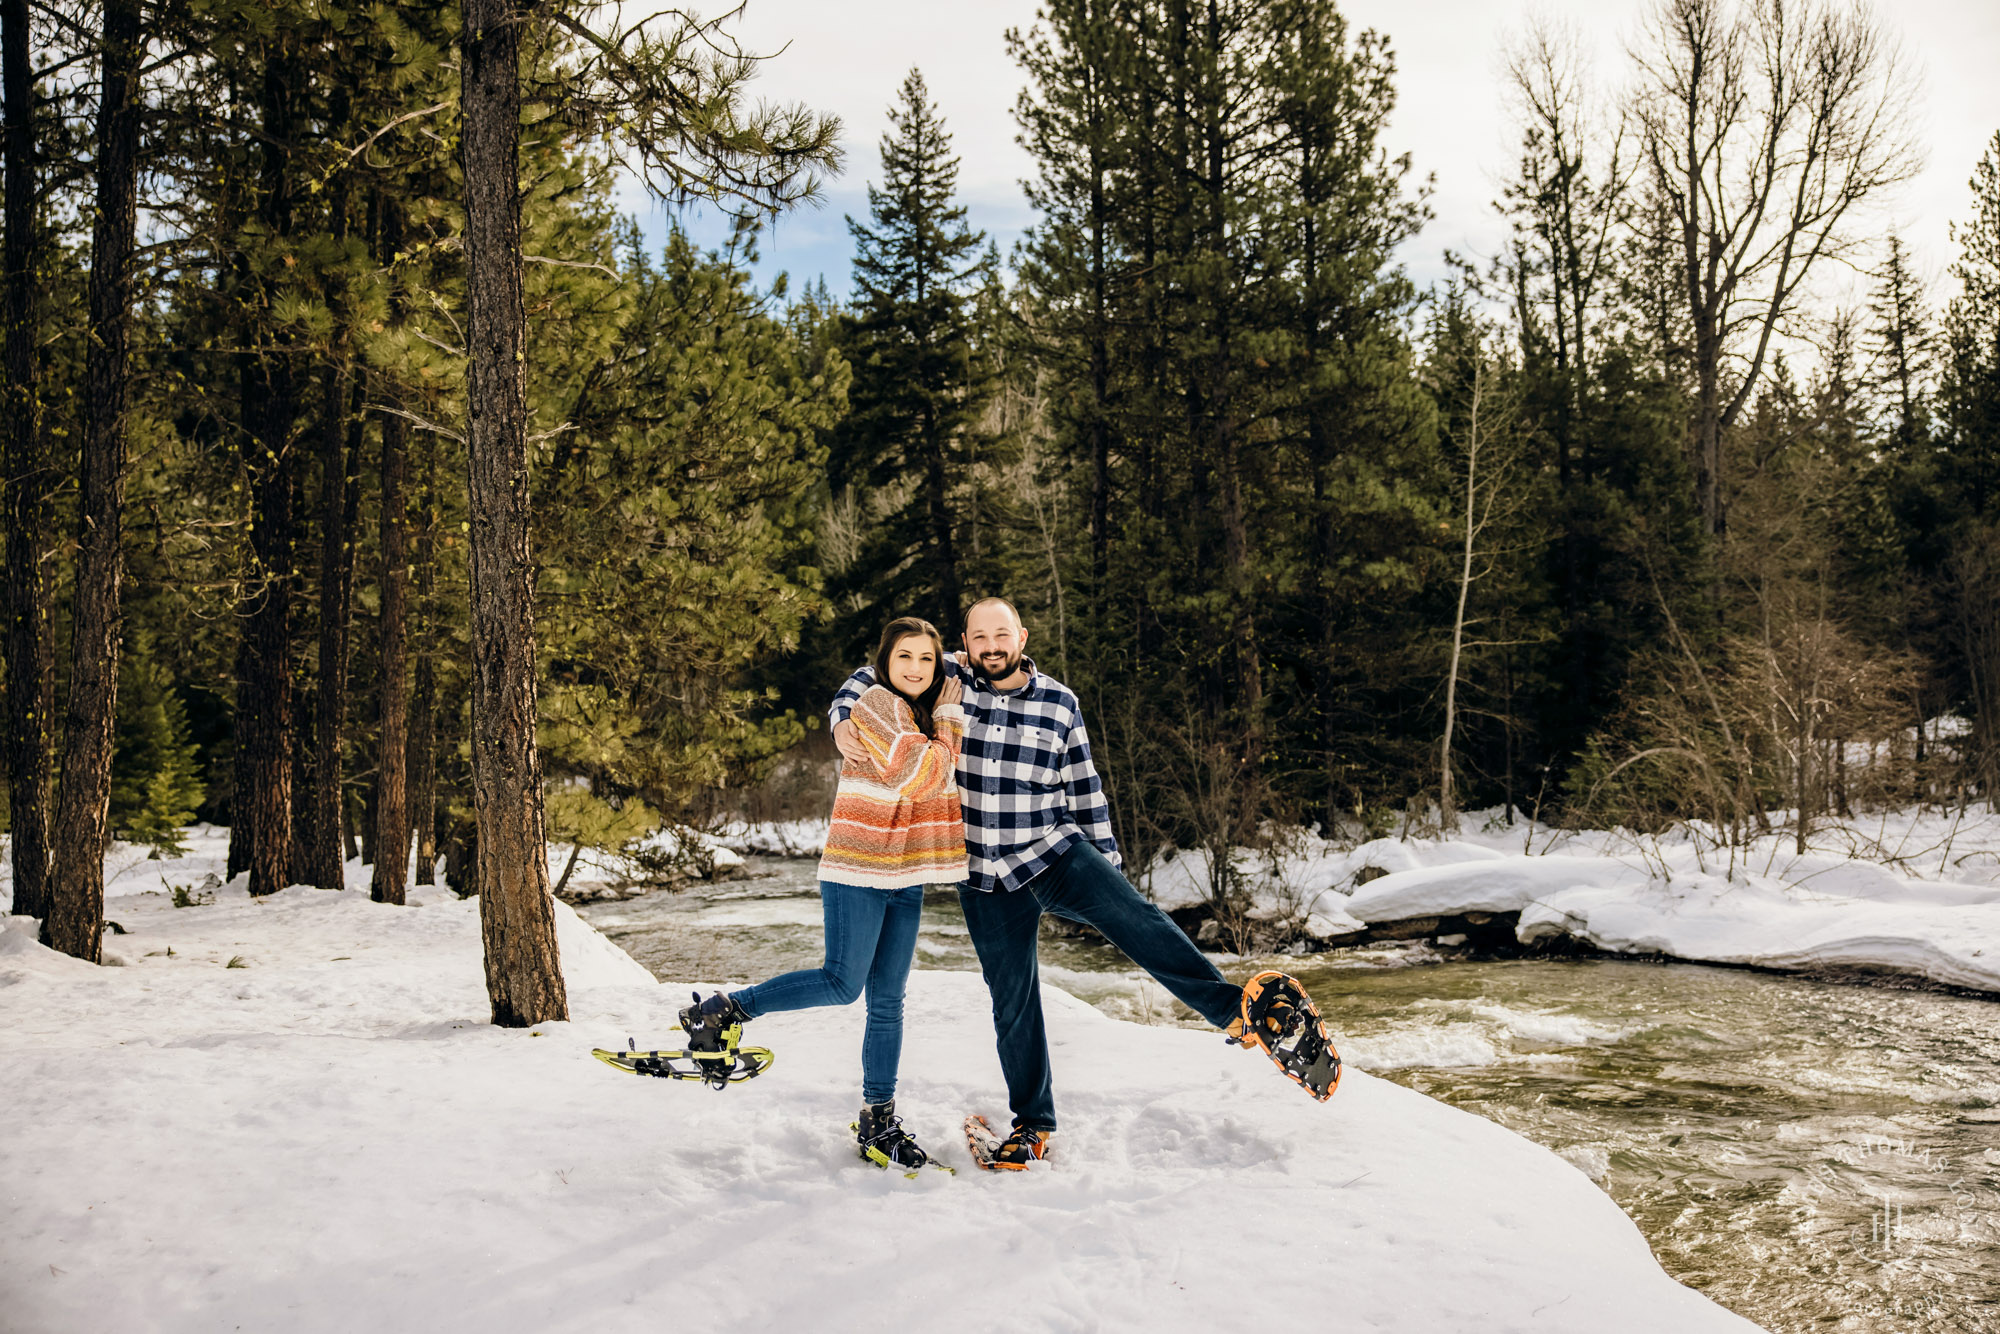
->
xmin=1345 ymin=856 xmax=1650 ymax=922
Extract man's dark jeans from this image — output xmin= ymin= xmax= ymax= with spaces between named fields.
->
xmin=957 ymin=839 xmax=1242 ymax=1132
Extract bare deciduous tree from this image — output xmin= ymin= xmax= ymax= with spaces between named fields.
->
xmin=1438 ymin=357 xmax=1530 ymax=831
xmin=1631 ymin=0 xmax=1921 ymax=536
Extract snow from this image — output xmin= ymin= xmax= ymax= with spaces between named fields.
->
xmin=714 ymin=817 xmax=830 ymax=858
xmin=1248 ymin=806 xmax=2000 ymax=993
xmin=0 ymin=829 xmax=1755 ymax=1332
xmin=549 ymin=826 xmax=744 ymax=898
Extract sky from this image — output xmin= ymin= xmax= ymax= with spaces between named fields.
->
xmin=620 ymin=0 xmax=2000 ymax=313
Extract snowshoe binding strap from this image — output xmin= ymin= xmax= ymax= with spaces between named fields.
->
xmin=853 ymin=1108 xmax=952 ymax=1178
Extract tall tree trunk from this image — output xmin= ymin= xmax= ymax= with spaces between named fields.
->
xmin=308 ymin=154 xmax=359 ymax=889
xmin=921 ymin=407 xmax=961 ymax=627
xmin=1086 ymin=102 xmax=1110 ymax=588
xmin=241 ymin=408 xmax=296 ymax=897
xmin=226 ymin=637 xmax=252 ymax=880
xmin=2 ymin=0 xmax=53 ymax=920
xmin=1440 ymin=365 xmax=1482 ymax=832
xmin=371 ymin=403 xmax=410 ymax=904
xmin=45 ymin=0 xmax=141 ymax=960
xmin=238 ymin=38 xmax=301 ymax=898
xmin=462 ymin=0 xmax=566 ymax=1026
xmin=408 ymin=425 xmax=438 ymax=884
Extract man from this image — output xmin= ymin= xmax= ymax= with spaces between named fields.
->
xmin=831 ymin=597 xmax=1322 ymax=1170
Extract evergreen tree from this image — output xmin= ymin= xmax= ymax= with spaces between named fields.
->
xmin=109 ymin=633 xmax=206 ymax=857
xmin=1943 ymin=132 xmax=2000 ymax=521
xmin=1939 ymin=132 xmax=2000 ymax=798
xmin=835 ymin=68 xmax=992 ymax=634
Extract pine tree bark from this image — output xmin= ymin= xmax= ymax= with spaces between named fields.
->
xmin=370 ymin=403 xmax=410 ymax=904
xmin=237 ymin=40 xmax=302 ymax=898
xmin=407 ymin=424 xmax=438 ymax=884
xmin=462 ymin=0 xmax=566 ymax=1025
xmin=226 ymin=637 xmax=252 ymax=880
xmin=2 ymin=0 xmax=53 ymax=921
xmin=45 ymin=0 xmax=141 ymax=960
xmin=307 ymin=154 xmax=360 ymax=890
xmin=239 ymin=401 xmax=296 ymax=898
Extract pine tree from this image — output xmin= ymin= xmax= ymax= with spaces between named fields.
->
xmin=109 ymin=633 xmax=205 ymax=857
xmin=1868 ymin=234 xmax=1934 ymax=457
xmin=45 ymin=0 xmax=143 ymax=961
xmin=835 ymin=68 xmax=992 ymax=632
xmin=1943 ymin=132 xmax=2000 ymax=520
xmin=2 ymin=0 xmax=53 ymax=918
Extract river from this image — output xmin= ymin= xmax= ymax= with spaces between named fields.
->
xmin=579 ymin=855 xmax=2000 ymax=1333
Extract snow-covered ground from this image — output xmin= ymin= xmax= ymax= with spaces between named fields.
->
xmin=2 ymin=828 xmax=1757 ymax=1332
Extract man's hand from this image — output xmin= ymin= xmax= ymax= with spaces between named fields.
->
xmin=832 ymin=719 xmax=869 ymax=766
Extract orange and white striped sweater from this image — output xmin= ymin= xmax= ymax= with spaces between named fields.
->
xmin=817 ymin=685 xmax=968 ymax=889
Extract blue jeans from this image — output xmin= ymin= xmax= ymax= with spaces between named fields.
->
xmin=731 ymin=881 xmax=925 ymax=1105
xmin=958 ymin=839 xmax=1243 ymax=1133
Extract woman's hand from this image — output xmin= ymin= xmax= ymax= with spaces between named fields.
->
xmin=938 ymin=676 xmax=963 ymax=707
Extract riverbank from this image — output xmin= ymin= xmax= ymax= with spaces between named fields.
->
xmin=1321 ymin=809 xmax=2000 ymax=995
xmin=1 ymin=835 xmax=1758 ymax=1332
xmin=718 ymin=809 xmax=2000 ymax=995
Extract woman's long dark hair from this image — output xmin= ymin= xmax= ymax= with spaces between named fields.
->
xmin=871 ymin=617 xmax=947 ymax=738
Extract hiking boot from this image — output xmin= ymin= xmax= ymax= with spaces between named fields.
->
xmin=856 ymin=1100 xmax=931 ymax=1171
xmin=987 ymin=1123 xmax=1053 ymax=1171
xmin=678 ymin=990 xmax=748 ymax=1053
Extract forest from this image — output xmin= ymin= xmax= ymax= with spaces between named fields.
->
xmin=6 ymin=0 xmax=2000 ymax=1020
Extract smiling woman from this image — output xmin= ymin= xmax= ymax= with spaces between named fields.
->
xmin=671 ymin=613 xmax=969 ymax=1174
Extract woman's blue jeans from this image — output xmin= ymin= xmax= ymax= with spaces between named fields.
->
xmin=730 ymin=881 xmax=925 ymax=1105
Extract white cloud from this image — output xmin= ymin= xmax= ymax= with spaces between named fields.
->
xmin=622 ymin=0 xmax=2000 ymax=309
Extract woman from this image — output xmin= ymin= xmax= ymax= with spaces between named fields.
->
xmin=681 ymin=616 xmax=966 ymax=1170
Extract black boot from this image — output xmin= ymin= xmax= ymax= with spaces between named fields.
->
xmin=678 ymin=990 xmax=748 ymax=1054
xmin=856 ymin=1100 xmax=931 ymax=1170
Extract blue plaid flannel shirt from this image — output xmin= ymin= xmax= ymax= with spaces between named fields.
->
xmin=829 ymin=657 xmax=1121 ymax=893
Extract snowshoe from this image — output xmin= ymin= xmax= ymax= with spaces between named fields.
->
xmin=591 ymin=993 xmax=773 ymax=1090
xmin=963 ymin=1114 xmax=1053 ymax=1172
xmin=852 ymin=1100 xmax=953 ymax=1178
xmin=1231 ymin=970 xmax=1341 ymax=1102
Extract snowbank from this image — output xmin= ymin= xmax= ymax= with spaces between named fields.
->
xmin=713 ymin=817 xmax=831 ymax=857
xmin=0 ymin=858 xmax=1755 ymax=1332
xmin=1313 ymin=807 xmax=2000 ymax=993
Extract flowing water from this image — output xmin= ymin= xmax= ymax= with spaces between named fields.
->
xmin=581 ymin=857 xmax=2000 ymax=1333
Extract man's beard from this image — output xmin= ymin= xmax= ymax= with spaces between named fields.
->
xmin=972 ymin=647 xmax=1022 ymax=682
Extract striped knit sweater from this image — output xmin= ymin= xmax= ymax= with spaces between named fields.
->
xmin=818 ymin=685 xmax=968 ymax=889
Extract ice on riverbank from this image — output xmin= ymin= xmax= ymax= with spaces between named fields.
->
xmin=1 ymin=844 xmax=1756 ymax=1332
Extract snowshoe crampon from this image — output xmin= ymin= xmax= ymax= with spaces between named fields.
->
xmin=1234 ymin=970 xmax=1340 ymax=1103
xmin=590 ymin=1029 xmax=774 ymax=1091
